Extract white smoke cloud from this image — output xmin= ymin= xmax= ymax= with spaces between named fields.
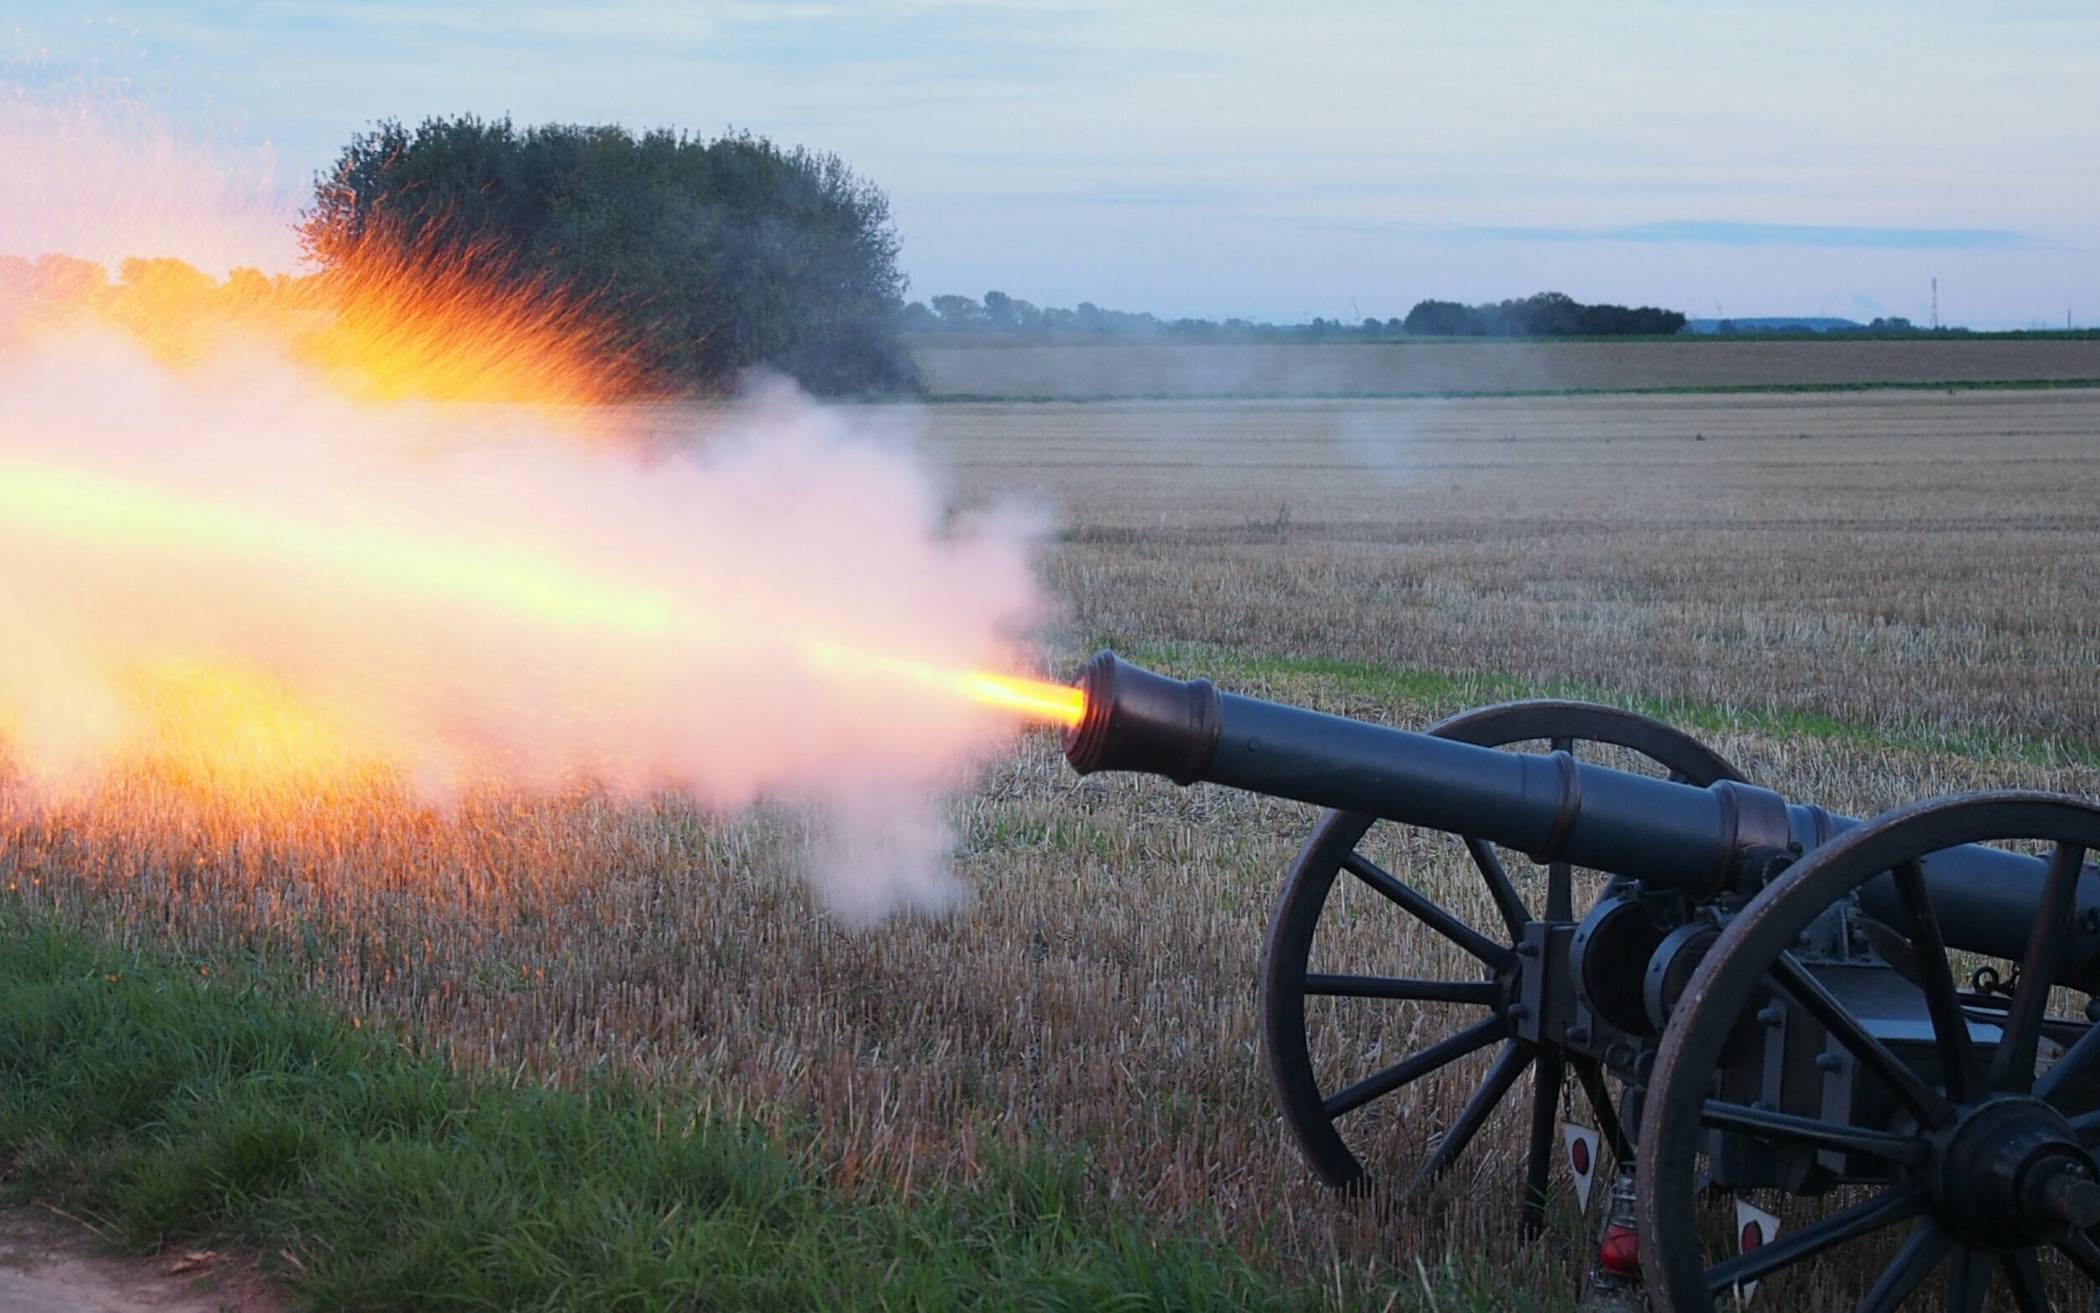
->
xmin=0 ymin=319 xmax=1056 ymax=921
xmin=0 ymin=87 xmax=1068 ymax=923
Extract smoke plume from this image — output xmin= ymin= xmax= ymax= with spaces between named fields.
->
xmin=0 ymin=93 xmax=1055 ymax=922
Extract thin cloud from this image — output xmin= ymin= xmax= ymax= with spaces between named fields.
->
xmin=1452 ymin=220 xmax=2031 ymax=250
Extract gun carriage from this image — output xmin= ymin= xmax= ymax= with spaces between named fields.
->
xmin=1062 ymin=651 xmax=2100 ymax=1312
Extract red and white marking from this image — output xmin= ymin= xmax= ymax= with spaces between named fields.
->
xmin=1732 ymin=1199 xmax=1782 ymax=1304
xmin=1563 ymin=1122 xmax=1600 ymax=1212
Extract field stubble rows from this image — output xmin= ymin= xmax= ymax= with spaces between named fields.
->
xmin=916 ymin=338 xmax=2100 ymax=400
xmin=6 ymin=386 xmax=2100 ymax=1303
xmin=943 ymin=390 xmax=2100 ymax=747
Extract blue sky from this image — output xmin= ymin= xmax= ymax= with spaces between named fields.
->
xmin=3 ymin=2 xmax=2095 ymax=328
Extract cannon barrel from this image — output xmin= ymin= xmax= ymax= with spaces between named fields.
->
xmin=1063 ymin=651 xmax=2100 ymax=988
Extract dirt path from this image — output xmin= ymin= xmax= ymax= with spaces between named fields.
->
xmin=0 ymin=1211 xmax=279 ymax=1313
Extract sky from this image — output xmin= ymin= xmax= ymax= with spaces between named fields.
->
xmin=3 ymin=1 xmax=2096 ymax=329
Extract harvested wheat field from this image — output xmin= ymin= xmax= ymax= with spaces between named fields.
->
xmin=929 ymin=387 xmax=2100 ymax=744
xmin=918 ymin=337 xmax=2100 ymax=399
xmin=7 ymin=384 xmax=2100 ymax=1307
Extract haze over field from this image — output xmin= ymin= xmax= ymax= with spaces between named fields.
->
xmin=3 ymin=2 xmax=2094 ymax=329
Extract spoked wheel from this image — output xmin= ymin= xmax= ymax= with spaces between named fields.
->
xmin=1640 ymin=791 xmax=2100 ymax=1312
xmin=1260 ymin=699 xmax=1743 ymax=1234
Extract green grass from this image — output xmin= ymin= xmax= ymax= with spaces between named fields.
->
xmin=1122 ymin=641 xmax=2100 ymax=771
xmin=0 ymin=905 xmax=1566 ymax=1312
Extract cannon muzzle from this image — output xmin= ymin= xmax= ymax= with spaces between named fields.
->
xmin=1063 ymin=650 xmax=1221 ymax=784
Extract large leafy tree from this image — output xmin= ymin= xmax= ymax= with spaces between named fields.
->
xmin=303 ymin=116 xmax=918 ymax=395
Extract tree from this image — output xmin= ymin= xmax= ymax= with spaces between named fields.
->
xmin=301 ymin=115 xmax=917 ymax=395
xmin=981 ymin=290 xmax=1014 ymax=329
xmin=930 ymin=294 xmax=981 ymax=330
xmin=1403 ymin=299 xmax=1472 ymax=335
xmin=117 ymin=257 xmax=216 ymax=302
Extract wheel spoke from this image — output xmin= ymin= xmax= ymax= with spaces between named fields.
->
xmin=1573 ymin=1057 xmax=1631 ymax=1161
xmin=1989 ymin=841 xmax=2087 ymax=1094
xmin=1522 ymin=1051 xmax=1564 ymax=1238
xmin=1699 ymin=1100 xmax=1929 ymax=1167
xmin=1998 ymin=1248 xmax=2047 ymax=1313
xmin=1546 ymin=861 xmax=1573 ymax=924
xmin=1412 ymin=1042 xmax=1528 ymax=1187
xmin=1303 ymin=973 xmax=1500 ymax=1005
xmin=1889 ymin=859 xmax=1982 ymax=1102
xmin=2055 ymin=1229 xmax=2100 ymax=1280
xmin=1462 ymin=837 xmax=1529 ymax=939
xmin=1342 ymin=851 xmax=1514 ymax=969
xmin=2037 ymin=1023 xmax=2100 ymax=1110
xmin=1944 ymin=1246 xmax=1991 ymax=1313
xmin=1322 ymin=1016 xmax=1507 ymax=1120
xmin=2069 ymin=1108 xmax=2100 ymax=1144
xmin=1703 ymin=1183 xmax=1926 ymax=1295
xmin=1771 ymin=952 xmax=1952 ymax=1125
xmin=1856 ymin=1219 xmax=1950 ymax=1313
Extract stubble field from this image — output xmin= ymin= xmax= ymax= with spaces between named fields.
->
xmin=917 ymin=337 xmax=2100 ymax=400
xmin=6 ymin=382 xmax=2099 ymax=1307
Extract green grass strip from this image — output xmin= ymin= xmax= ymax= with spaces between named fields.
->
xmin=917 ymin=377 xmax=2100 ymax=404
xmin=0 ymin=907 xmax=1569 ymax=1312
xmin=1124 ymin=641 xmax=2100 ymax=771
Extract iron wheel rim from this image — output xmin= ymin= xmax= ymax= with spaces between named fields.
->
xmin=1639 ymin=790 xmax=2100 ymax=1313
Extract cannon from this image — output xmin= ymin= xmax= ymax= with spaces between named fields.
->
xmin=1062 ymin=651 xmax=2100 ymax=1312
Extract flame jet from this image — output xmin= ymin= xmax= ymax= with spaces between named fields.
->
xmin=0 ymin=452 xmax=1082 ymax=739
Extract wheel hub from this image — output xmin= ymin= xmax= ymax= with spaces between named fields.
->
xmin=1931 ymin=1096 xmax=2100 ymax=1245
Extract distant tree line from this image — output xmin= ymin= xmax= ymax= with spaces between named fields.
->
xmin=303 ymin=116 xmax=917 ymax=395
xmin=1399 ymin=291 xmax=1685 ymax=336
xmin=906 ymin=289 xmax=1689 ymax=340
xmin=1716 ymin=316 xmax=1921 ymax=335
xmin=901 ymin=292 xmax=1433 ymax=342
xmin=899 ymin=292 xmax=1294 ymax=340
